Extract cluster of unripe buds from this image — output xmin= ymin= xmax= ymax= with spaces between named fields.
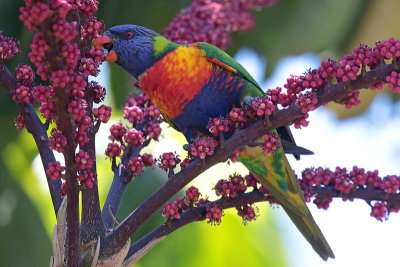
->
xmin=161 ymin=186 xmax=205 ymax=220
xmin=161 ymin=172 xmax=262 ymax=225
xmin=13 ymin=0 xmax=106 ymax=193
xmin=300 ymin=166 xmax=400 ymax=221
xmin=163 ymin=0 xmax=277 ymax=49
xmin=105 ymin=93 xmax=164 ymax=178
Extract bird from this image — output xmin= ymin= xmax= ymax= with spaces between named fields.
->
xmin=92 ymin=24 xmax=334 ymax=260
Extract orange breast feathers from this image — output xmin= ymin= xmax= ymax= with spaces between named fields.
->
xmin=139 ymin=46 xmax=213 ymax=120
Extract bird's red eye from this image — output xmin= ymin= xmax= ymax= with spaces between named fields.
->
xmin=125 ymin=32 xmax=133 ymax=39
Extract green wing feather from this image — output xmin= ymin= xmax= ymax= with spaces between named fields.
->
xmin=238 ymin=141 xmax=335 ymax=260
xmin=196 ymin=42 xmax=263 ymax=95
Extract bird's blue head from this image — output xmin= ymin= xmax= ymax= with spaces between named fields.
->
xmin=92 ymin=24 xmax=162 ymax=78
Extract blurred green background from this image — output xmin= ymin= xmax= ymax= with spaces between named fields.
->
xmin=1 ymin=0 xmax=400 ymax=266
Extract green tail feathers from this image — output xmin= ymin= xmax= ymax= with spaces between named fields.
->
xmin=238 ymin=143 xmax=335 ymax=260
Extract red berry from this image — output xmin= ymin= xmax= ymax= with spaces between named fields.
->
xmin=251 ymin=95 xmax=276 ymax=117
xmin=337 ymin=56 xmax=359 ymax=82
xmin=245 ymin=173 xmax=259 ymax=188
xmin=229 ymin=174 xmax=247 ymax=194
xmin=158 ymin=152 xmax=180 ymax=172
xmin=81 ymin=16 xmax=104 ymax=40
xmin=141 ymin=153 xmax=154 ymax=167
xmin=124 ymin=128 xmax=145 ymax=147
xmin=34 ymin=85 xmax=54 ymax=102
xmin=78 ymin=170 xmax=96 ymax=189
xmin=339 ymin=91 xmax=361 ymax=109
xmin=53 ymin=19 xmax=78 ymax=43
xmin=386 ymin=71 xmax=400 ymax=92
xmin=75 ymin=150 xmax=93 ymax=171
xmin=207 ymin=117 xmax=230 ymax=137
xmin=206 ymin=203 xmax=223 ymax=225
xmin=295 ymin=91 xmax=318 ymax=113
xmin=39 ymin=100 xmax=57 ymax=120
xmin=126 ymin=157 xmax=144 ymax=176
xmin=180 ymin=158 xmax=192 ymax=169
xmin=370 ymin=202 xmax=387 ymax=221
xmin=79 ymin=58 xmax=100 ymax=77
xmin=144 ymin=104 xmax=161 ymax=120
xmin=161 ymin=202 xmax=180 ymax=219
xmin=14 ymin=114 xmax=26 ymax=131
xmin=190 ymin=137 xmax=217 ymax=159
xmin=185 ymin=186 xmax=201 ymax=203
xmin=12 ymin=84 xmax=33 ymax=104
xmin=14 ymin=64 xmax=35 ymax=85
xmin=46 ymin=161 xmax=65 ymax=181
xmin=284 ymin=75 xmax=305 ymax=96
xmin=263 ymin=132 xmax=280 ymax=155
xmin=93 ymin=105 xmax=112 ymax=123
xmin=123 ymin=106 xmax=143 ymax=125
xmin=318 ymin=58 xmax=338 ymax=79
xmin=49 ymin=129 xmax=67 ymax=153
xmin=105 ymin=143 xmax=122 ymax=158
xmin=109 ymin=122 xmax=126 ymax=142
xmin=85 ymin=47 xmax=106 ymax=63
xmin=293 ymin=113 xmax=309 ymax=129
xmin=19 ymin=2 xmax=51 ymax=31
xmin=237 ymin=204 xmax=257 ymax=223
xmin=88 ymin=81 xmax=106 ymax=103
xmin=214 ymin=179 xmax=236 ymax=198
xmin=143 ymin=122 xmax=162 ymax=141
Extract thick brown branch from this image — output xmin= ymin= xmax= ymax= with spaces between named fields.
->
xmin=81 ymin=87 xmax=106 ymax=246
xmin=0 ymin=61 xmax=62 ymax=215
xmin=42 ymin=11 xmax=82 ymax=266
xmin=99 ymin=62 xmax=395 ymax=259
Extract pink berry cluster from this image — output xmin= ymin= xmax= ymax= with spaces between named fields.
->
xmin=16 ymin=0 xmax=106 ymax=192
xmin=206 ymin=203 xmax=223 ymax=225
xmin=159 ymin=172 xmax=263 ymax=225
xmin=189 ymin=137 xmax=217 ymax=160
xmin=46 ymin=161 xmax=66 ymax=181
xmin=16 ymin=0 xmax=107 ymax=152
xmin=263 ymin=131 xmax=280 ymax=155
xmin=236 ymin=204 xmax=257 ymax=224
xmin=105 ymin=93 xmax=163 ymax=179
xmin=0 ymin=31 xmax=20 ymax=60
xmin=163 ymin=0 xmax=277 ymax=49
xmin=259 ymin=38 xmax=400 ymax=127
xmin=300 ymin=166 xmax=400 ymax=221
xmin=158 ymin=152 xmax=181 ymax=177
xmin=207 ymin=117 xmax=230 ymax=137
xmin=214 ymin=173 xmax=249 ymax=198
xmin=49 ymin=129 xmax=68 ymax=153
xmin=126 ymin=157 xmax=145 ymax=177
xmin=251 ymin=95 xmax=276 ymax=117
xmin=161 ymin=186 xmax=206 ymax=220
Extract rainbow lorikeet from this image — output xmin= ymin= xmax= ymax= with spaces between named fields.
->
xmin=92 ymin=25 xmax=334 ymax=260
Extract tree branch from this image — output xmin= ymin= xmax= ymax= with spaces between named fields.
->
xmin=101 ymin=156 xmax=131 ymax=229
xmin=126 ymin=183 xmax=400 ymax=262
xmin=99 ymin=61 xmax=395 ymax=259
xmin=41 ymin=11 xmax=81 ymax=265
xmin=101 ymin=122 xmax=149 ymax=229
xmin=0 ymin=61 xmax=62 ymax=215
xmin=310 ymin=186 xmax=400 ymax=205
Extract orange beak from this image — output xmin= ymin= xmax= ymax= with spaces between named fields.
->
xmin=91 ymin=35 xmax=118 ymax=62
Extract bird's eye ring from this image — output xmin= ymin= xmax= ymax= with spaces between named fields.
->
xmin=125 ymin=32 xmax=133 ymax=39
